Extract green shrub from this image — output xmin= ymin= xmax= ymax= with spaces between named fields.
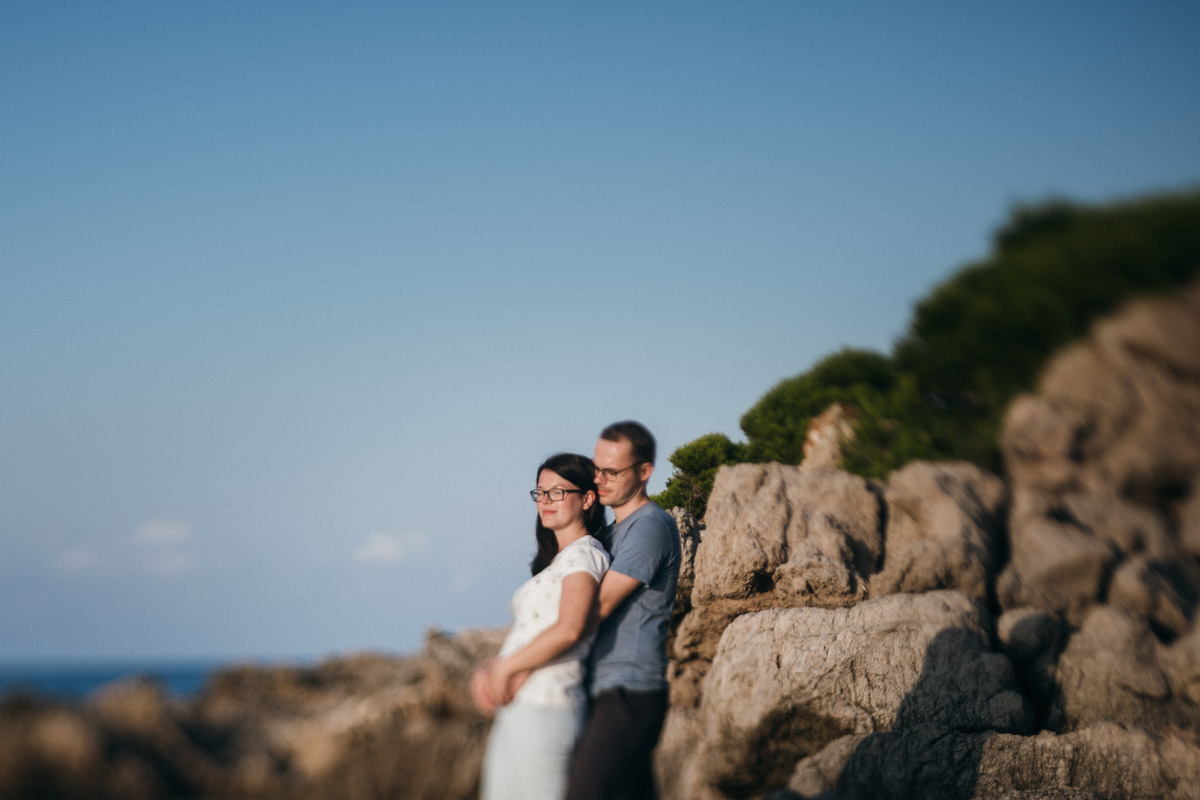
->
xmin=656 ymin=187 xmax=1200 ymax=516
xmin=739 ymin=349 xmax=895 ymax=464
xmin=651 ymin=433 xmax=745 ymax=519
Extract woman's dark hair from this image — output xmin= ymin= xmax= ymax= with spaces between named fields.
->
xmin=530 ymin=452 xmax=606 ymax=576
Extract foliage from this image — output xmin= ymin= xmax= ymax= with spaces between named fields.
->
xmin=739 ymin=349 xmax=896 ymax=464
xmin=650 ymin=433 xmax=745 ymax=519
xmin=656 ymin=187 xmax=1200 ymax=514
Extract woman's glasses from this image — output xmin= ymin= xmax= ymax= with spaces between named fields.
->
xmin=529 ymin=488 xmax=584 ymax=502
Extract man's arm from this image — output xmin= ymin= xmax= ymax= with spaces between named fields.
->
xmin=596 ymin=569 xmax=642 ymax=621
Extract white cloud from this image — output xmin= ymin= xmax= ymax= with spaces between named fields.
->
xmin=52 ymin=546 xmax=101 ymax=573
xmin=132 ymin=518 xmax=191 ymax=545
xmin=353 ymin=532 xmax=427 ymax=564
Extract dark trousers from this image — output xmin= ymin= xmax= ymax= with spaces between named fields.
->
xmin=566 ymin=687 xmax=669 ymax=800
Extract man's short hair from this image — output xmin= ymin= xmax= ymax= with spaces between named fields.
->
xmin=599 ymin=420 xmax=656 ymax=466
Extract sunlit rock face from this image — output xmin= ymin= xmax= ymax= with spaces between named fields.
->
xmin=660 ymin=278 xmax=1200 ymax=800
xmin=0 ymin=630 xmax=503 ymax=800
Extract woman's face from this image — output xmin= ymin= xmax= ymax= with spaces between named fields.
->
xmin=535 ymin=469 xmax=593 ymax=532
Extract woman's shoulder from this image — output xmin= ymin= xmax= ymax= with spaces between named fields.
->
xmin=579 ymin=534 xmax=611 ymax=560
xmin=556 ymin=535 xmax=610 ymax=573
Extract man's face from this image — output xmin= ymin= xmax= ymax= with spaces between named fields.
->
xmin=593 ymin=436 xmax=651 ymax=508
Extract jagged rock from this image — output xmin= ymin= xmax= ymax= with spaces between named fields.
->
xmin=1002 ymin=280 xmax=1200 ymax=500
xmin=1179 ymin=477 xmax=1200 ymax=559
xmin=692 ymin=464 xmax=882 ymax=609
xmin=997 ymin=487 xmax=1200 ymax=628
xmin=997 ymin=609 xmax=1064 ymax=666
xmin=1000 ymin=280 xmax=1200 ymax=642
xmin=872 ymin=461 xmax=1006 ymax=600
xmin=802 ymin=402 xmax=856 ymax=469
xmin=0 ymin=629 xmax=504 ymax=800
xmin=997 ymin=608 xmax=1066 ymax=715
xmin=1108 ymin=555 xmax=1197 ymax=636
xmin=665 ymin=508 xmax=705 ymax=708
xmin=655 ymin=706 xmax=705 ymax=800
xmin=996 ymin=489 xmax=1118 ymax=625
xmin=0 ymin=702 xmax=170 ymax=800
xmin=686 ymin=591 xmax=1031 ymax=797
xmin=673 ymin=464 xmax=883 ymax=712
xmin=776 ymin=732 xmax=867 ymax=799
xmin=791 ymin=722 xmax=1200 ymax=800
xmin=670 ymin=507 xmax=703 ymax=623
xmin=1052 ymin=605 xmax=1200 ymax=733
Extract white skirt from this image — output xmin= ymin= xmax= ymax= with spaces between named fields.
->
xmin=480 ymin=701 xmax=587 ymax=800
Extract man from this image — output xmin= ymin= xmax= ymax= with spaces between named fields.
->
xmin=566 ymin=420 xmax=681 ymax=800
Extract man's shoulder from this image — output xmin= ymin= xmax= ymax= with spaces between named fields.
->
xmin=611 ymin=503 xmax=679 ymax=557
xmin=618 ymin=502 xmax=677 ymax=535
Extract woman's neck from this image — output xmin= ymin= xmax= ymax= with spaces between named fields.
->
xmin=554 ymin=520 xmax=589 ymax=551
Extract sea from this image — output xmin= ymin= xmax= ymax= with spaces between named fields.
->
xmin=0 ymin=660 xmax=229 ymax=700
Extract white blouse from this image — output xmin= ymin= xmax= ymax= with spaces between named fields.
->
xmin=498 ymin=535 xmax=610 ymax=708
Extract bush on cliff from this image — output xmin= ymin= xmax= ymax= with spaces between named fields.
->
xmin=652 ymin=433 xmax=747 ymax=518
xmin=656 ymin=187 xmax=1200 ymax=508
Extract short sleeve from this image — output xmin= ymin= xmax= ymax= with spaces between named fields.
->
xmin=608 ymin=513 xmax=675 ymax=586
xmin=557 ymin=539 xmax=610 ymax=583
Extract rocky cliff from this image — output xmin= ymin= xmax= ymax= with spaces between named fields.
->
xmin=659 ymin=278 xmax=1200 ymax=800
xmin=0 ymin=630 xmax=503 ymax=800
xmin=3 ymin=279 xmax=1198 ymax=799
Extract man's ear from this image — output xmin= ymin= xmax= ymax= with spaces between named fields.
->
xmin=637 ymin=461 xmax=654 ymax=484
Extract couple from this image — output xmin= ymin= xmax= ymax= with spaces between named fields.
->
xmin=471 ymin=420 xmax=680 ymax=800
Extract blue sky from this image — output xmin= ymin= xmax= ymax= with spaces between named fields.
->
xmin=2 ymin=1 xmax=1198 ymax=662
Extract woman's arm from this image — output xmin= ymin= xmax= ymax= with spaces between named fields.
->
xmin=487 ymin=571 xmax=599 ymax=704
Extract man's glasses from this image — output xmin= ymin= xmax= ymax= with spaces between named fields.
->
xmin=594 ymin=462 xmax=643 ymax=481
xmin=530 ymin=488 xmax=584 ymax=502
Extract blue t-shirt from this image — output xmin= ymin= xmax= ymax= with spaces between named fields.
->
xmin=588 ymin=502 xmax=680 ymax=694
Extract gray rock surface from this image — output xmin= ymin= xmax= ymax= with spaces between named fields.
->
xmin=0 ymin=628 xmax=503 ymax=800
xmin=872 ymin=461 xmax=1006 ymax=600
xmin=692 ymin=463 xmax=882 ymax=609
xmin=997 ymin=487 xmax=1199 ymax=629
xmin=999 ymin=281 xmax=1200 ymax=633
xmin=1051 ymin=605 xmax=1200 ymax=734
xmin=802 ymin=723 xmax=1200 ymax=800
xmin=1002 ymin=280 xmax=1200 ymax=498
xmin=687 ymin=591 xmax=1030 ymax=797
xmin=671 ymin=463 xmax=885 ymax=711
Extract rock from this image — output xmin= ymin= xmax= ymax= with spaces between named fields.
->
xmin=675 ymin=464 xmax=883 ymax=712
xmin=0 ymin=629 xmax=505 ymax=800
xmin=670 ymin=507 xmax=703 ymax=623
xmin=1179 ymin=477 xmax=1200 ymax=559
xmin=997 ymin=489 xmax=1118 ymax=625
xmin=802 ymin=402 xmax=856 ymax=469
xmin=996 ymin=487 xmax=1200 ymax=628
xmin=1108 ymin=555 xmax=1197 ymax=637
xmin=688 ymin=591 xmax=1031 ymax=797
xmin=1002 ymin=280 xmax=1200 ymax=501
xmin=1162 ymin=623 xmax=1200 ymax=707
xmin=1051 ymin=605 xmax=1200 ymax=733
xmin=820 ymin=723 xmax=1200 ymax=800
xmin=655 ymin=706 xmax=706 ymax=800
xmin=997 ymin=608 xmax=1064 ymax=666
xmin=997 ymin=608 xmax=1066 ymax=716
xmin=692 ymin=463 xmax=882 ymax=609
xmin=872 ymin=461 xmax=1006 ymax=600
xmin=87 ymin=676 xmax=175 ymax=736
xmin=1000 ymin=281 xmax=1200 ymax=642
xmin=781 ymin=732 xmax=868 ymax=798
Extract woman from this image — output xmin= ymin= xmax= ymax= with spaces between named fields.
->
xmin=472 ymin=452 xmax=611 ymax=800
